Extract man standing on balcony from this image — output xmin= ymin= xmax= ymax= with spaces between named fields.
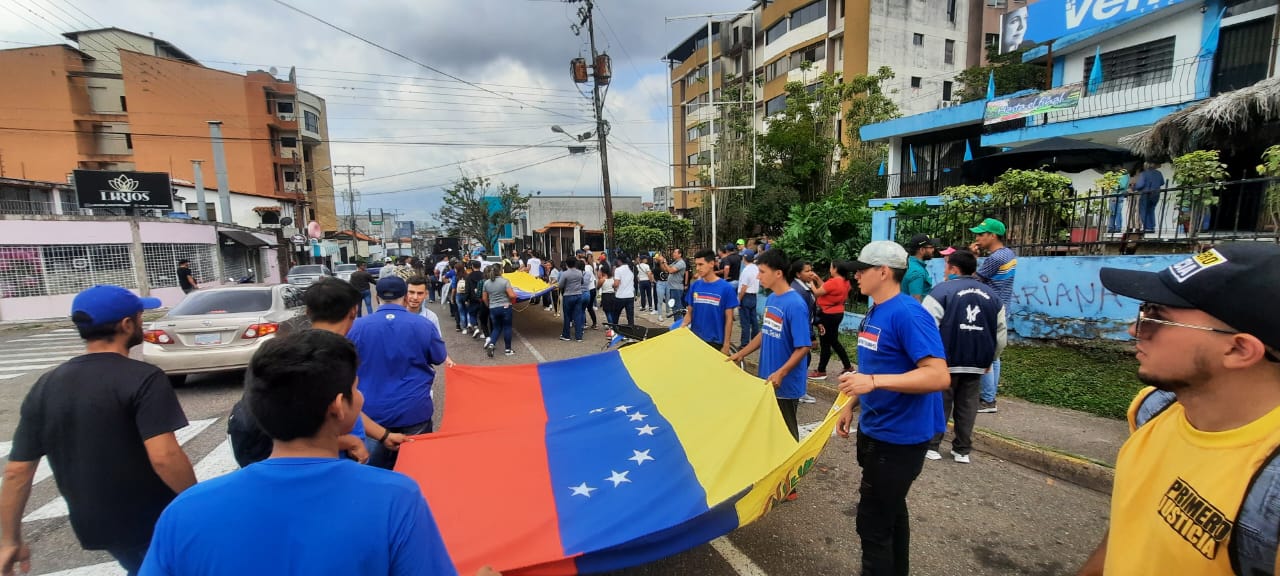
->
xmin=1135 ymin=162 xmax=1166 ymax=234
xmin=970 ymin=218 xmax=1016 ymax=414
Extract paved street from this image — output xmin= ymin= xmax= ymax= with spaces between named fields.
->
xmin=0 ymin=302 xmax=1109 ymax=575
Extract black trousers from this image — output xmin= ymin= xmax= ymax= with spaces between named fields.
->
xmin=929 ymin=373 xmax=982 ymax=456
xmin=586 ymin=289 xmax=598 ymax=326
xmin=817 ymin=311 xmax=853 ymax=372
xmin=856 ymin=431 xmax=927 ymax=576
xmin=777 ymin=398 xmax=799 ymax=441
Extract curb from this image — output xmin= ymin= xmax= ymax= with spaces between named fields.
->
xmin=804 ymin=380 xmax=1115 ymax=495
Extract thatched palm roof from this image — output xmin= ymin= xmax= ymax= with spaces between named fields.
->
xmin=1120 ymin=75 xmax=1280 ymax=160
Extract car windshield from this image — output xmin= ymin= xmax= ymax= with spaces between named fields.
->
xmin=170 ymin=289 xmax=273 ymax=315
xmin=336 ymin=264 xmax=358 ymax=272
xmin=290 ymin=265 xmax=323 ymax=275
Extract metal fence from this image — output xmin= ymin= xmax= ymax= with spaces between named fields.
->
xmin=0 ymin=244 xmax=137 ymax=298
xmin=893 ymin=177 xmax=1279 ymax=256
xmin=884 ymin=171 xmax=965 ymax=198
xmin=0 ymin=199 xmax=93 ymax=216
xmin=142 ymin=244 xmax=219 ymax=289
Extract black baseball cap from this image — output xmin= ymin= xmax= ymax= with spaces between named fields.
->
xmin=906 ymin=233 xmax=938 ymax=252
xmin=376 ymin=276 xmax=407 ymax=301
xmin=1100 ymin=242 xmax=1280 ymax=350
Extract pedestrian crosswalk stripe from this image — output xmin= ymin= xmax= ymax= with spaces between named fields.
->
xmin=23 ymin=418 xmax=218 ymax=523
xmin=0 ymin=364 xmax=57 ymax=373
xmin=194 ymin=439 xmax=238 ymax=481
xmin=42 ymin=562 xmax=124 ymax=576
xmin=13 ymin=334 xmax=81 ymax=340
xmin=50 ymin=328 xmax=77 ymax=333
xmin=0 ymin=356 xmax=75 ymax=365
xmin=0 ymin=374 xmax=26 ymax=380
xmin=8 ymin=337 xmax=82 ymax=344
xmin=0 ymin=345 xmax=84 ymax=354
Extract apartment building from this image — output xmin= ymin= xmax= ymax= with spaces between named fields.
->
xmin=0 ymin=27 xmax=338 ymax=232
xmin=665 ymin=0 xmax=972 ymax=211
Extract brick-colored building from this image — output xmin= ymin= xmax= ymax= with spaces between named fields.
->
xmin=0 ymin=28 xmax=337 ymax=231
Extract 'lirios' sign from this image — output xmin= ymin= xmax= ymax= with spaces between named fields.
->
xmin=73 ymin=170 xmax=174 ymax=210
xmin=984 ymin=84 xmax=1083 ymax=125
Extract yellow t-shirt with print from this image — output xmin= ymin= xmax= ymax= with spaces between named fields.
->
xmin=1105 ymin=387 xmax=1280 ymax=575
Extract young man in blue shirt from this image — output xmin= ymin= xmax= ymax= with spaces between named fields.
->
xmin=684 ymin=249 xmax=739 ymax=356
xmin=141 ymin=330 xmax=498 ymax=576
xmin=970 ymin=218 xmax=1017 ymax=414
xmin=347 ymin=277 xmax=449 ymax=470
xmin=730 ymin=249 xmax=811 ymax=442
xmin=835 ymin=241 xmax=950 ymax=576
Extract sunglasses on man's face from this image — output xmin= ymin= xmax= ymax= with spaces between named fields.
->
xmin=1136 ymin=303 xmax=1280 ymax=362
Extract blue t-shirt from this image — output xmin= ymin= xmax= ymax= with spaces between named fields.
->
xmin=140 ymin=458 xmax=458 ymax=576
xmin=685 ymin=278 xmax=739 ymax=345
xmin=976 ymin=247 xmax=1017 ymax=306
xmin=760 ymin=290 xmax=811 ymax=399
xmin=348 ymin=304 xmax=449 ymax=427
xmin=855 ymin=293 xmax=947 ymax=445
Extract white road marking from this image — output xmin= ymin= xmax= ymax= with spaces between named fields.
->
xmin=0 ymin=364 xmax=57 ymax=372
xmin=43 ymin=562 xmax=125 ymax=576
xmin=23 ymin=418 xmax=218 ymax=523
xmin=12 ymin=334 xmax=82 ymax=340
xmin=8 ymin=337 xmax=81 ymax=343
xmin=0 ymin=356 xmax=76 ymax=365
xmin=50 ymin=328 xmax=77 ymax=333
xmin=710 ymin=537 xmax=769 ymax=576
xmin=194 ymin=439 xmax=238 ymax=481
xmin=514 ymin=329 xmax=547 ymax=363
xmin=0 ymin=345 xmax=85 ymax=353
xmin=0 ymin=374 xmax=24 ymax=380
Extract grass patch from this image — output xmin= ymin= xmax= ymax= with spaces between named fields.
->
xmin=836 ymin=334 xmax=1142 ymax=420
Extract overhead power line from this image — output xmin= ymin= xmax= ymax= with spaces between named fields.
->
xmin=359 ymin=152 xmax=575 ymax=197
xmin=0 ymin=126 xmax=582 ymax=148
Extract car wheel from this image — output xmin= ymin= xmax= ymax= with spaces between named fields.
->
xmin=168 ymin=374 xmax=189 ymax=388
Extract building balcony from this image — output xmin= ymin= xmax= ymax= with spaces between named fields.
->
xmin=270 ymin=113 xmax=299 ymax=131
xmin=882 ymin=171 xmax=965 ymax=199
xmin=985 ymin=56 xmax=1207 ymax=140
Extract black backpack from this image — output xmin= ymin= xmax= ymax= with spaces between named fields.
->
xmin=1134 ymin=390 xmax=1280 ymax=575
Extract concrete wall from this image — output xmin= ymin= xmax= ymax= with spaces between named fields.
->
xmin=868 ymin=0 xmax=970 ymax=116
xmin=525 ymin=196 xmax=645 ymax=234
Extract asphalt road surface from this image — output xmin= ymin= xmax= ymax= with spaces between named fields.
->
xmin=0 ymin=300 xmax=1109 ymax=575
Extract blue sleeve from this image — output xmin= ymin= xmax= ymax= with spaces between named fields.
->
xmin=976 ymin=254 xmax=1001 ymax=281
xmin=420 ymin=321 xmax=447 ymax=366
xmin=392 ymin=492 xmax=459 ymax=576
xmin=900 ymin=306 xmax=946 ymax=363
xmin=786 ymin=297 xmax=811 ymax=350
xmin=722 ymin=282 xmax=739 ymax=310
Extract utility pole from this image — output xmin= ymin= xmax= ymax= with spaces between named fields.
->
xmin=568 ymin=0 xmax=615 ymax=252
xmin=333 ymin=165 xmax=365 ymax=233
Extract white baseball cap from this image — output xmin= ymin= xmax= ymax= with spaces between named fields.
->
xmin=852 ymin=241 xmax=909 ymax=270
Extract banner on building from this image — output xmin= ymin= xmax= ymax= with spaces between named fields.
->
xmin=73 ymin=170 xmax=174 ymax=210
xmin=1001 ymin=0 xmax=1188 ymax=54
xmin=983 ymin=84 xmax=1083 ymax=124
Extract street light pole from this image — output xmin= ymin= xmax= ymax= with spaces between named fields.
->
xmin=333 ymin=165 xmax=365 ymax=233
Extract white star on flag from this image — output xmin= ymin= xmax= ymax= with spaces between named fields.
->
xmin=636 ymin=424 xmax=658 ymax=436
xmin=614 ymin=405 xmax=632 ymax=413
xmin=589 ymin=408 xmax=605 ymax=414
xmin=605 ymin=470 xmax=632 ymax=487
xmin=570 ymin=482 xmax=597 ymax=498
xmin=628 ymin=412 xmax=648 ymax=422
xmin=629 ymin=449 xmax=654 ymax=465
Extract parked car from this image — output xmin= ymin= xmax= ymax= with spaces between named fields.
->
xmin=286 ymin=264 xmax=332 ymax=286
xmin=334 ymin=263 xmax=359 ymax=281
xmin=142 ymin=284 xmax=306 ymax=386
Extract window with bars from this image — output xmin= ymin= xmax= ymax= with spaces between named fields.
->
xmin=0 ymin=244 xmax=137 ymax=298
xmin=1083 ymin=37 xmax=1176 ymax=94
xmin=143 ymin=244 xmax=218 ymax=289
xmin=945 ymin=40 xmax=955 ymax=64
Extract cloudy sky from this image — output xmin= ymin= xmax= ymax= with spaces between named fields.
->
xmin=0 ymin=0 xmax=743 ymax=223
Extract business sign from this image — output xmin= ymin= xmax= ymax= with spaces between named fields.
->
xmin=290 ymin=234 xmax=307 ymax=245
xmin=394 ymin=221 xmax=415 ymax=239
xmin=73 ymin=170 xmax=174 ymax=210
xmin=984 ymin=84 xmax=1083 ymax=124
xmin=1001 ymin=0 xmax=1189 ymax=53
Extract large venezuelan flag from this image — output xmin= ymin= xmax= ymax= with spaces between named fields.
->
xmin=505 ymin=271 xmax=556 ymax=302
xmin=396 ymin=328 xmax=847 ymax=575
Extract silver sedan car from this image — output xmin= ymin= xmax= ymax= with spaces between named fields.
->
xmin=142 ymin=284 xmax=306 ymax=386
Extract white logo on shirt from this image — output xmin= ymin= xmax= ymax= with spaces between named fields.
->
xmin=965 ymin=305 xmax=980 ymax=323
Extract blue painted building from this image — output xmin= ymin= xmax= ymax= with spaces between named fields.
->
xmin=860 ymin=0 xmax=1276 ymax=202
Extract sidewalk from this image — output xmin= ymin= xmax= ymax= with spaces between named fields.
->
xmin=624 ymin=305 xmax=1127 ymax=494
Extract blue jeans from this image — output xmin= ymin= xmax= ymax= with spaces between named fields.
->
xmin=980 ymin=357 xmax=1002 ymax=403
xmin=739 ymin=293 xmax=760 ymax=348
xmin=366 ymin=419 xmax=432 ymax=470
xmin=639 ymin=281 xmax=652 ymax=309
xmin=488 ymin=306 xmax=513 ymax=350
xmin=656 ymin=282 xmax=670 ymax=316
xmin=359 ymin=290 xmax=372 ymax=316
xmin=456 ymin=294 xmax=473 ymax=327
xmin=428 ymin=283 xmax=440 ymax=302
xmin=1139 ymin=191 xmax=1160 ymax=232
xmin=561 ymin=293 xmax=585 ymax=340
xmin=1107 ymin=195 xmax=1125 ymax=232
xmin=669 ymin=287 xmax=686 ymax=312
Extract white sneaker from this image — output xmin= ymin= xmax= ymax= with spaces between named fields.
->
xmin=953 ymin=452 xmax=970 ymax=464
xmin=925 ymin=450 xmax=942 ymax=461
xmin=798 ymin=394 xmax=817 ymax=404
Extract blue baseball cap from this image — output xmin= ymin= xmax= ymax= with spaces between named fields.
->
xmin=71 ymin=285 xmax=161 ymax=328
xmin=376 ymin=276 xmax=407 ymax=300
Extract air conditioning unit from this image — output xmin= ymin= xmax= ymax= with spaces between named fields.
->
xmin=278 ymin=113 xmax=295 ymax=121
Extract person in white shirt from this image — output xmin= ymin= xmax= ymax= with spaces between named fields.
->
xmin=738 ymin=252 xmax=761 ymax=349
xmin=636 ymin=256 xmax=653 ymax=312
xmin=613 ymin=256 xmax=636 ymax=326
xmin=581 ymin=255 xmax=598 ymax=329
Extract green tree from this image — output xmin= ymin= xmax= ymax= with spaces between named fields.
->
xmin=774 ymin=189 xmax=873 ymax=268
xmin=435 ymin=175 xmax=530 ymax=255
xmin=1172 ymin=150 xmax=1229 ymax=238
xmin=955 ymin=47 xmax=1045 ymax=103
xmin=614 ymin=211 xmax=693 ymax=249
xmin=614 ymin=225 xmax=670 ymax=255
